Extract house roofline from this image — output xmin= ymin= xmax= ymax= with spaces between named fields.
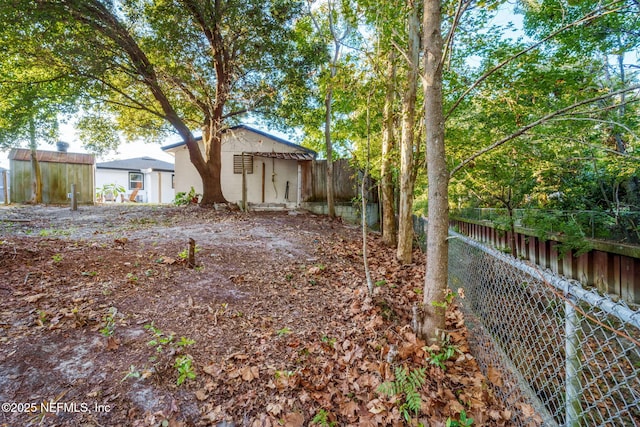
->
xmin=96 ymin=165 xmax=174 ymax=173
xmin=161 ymin=124 xmax=317 ymax=157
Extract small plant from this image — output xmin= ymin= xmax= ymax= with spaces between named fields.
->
xmin=96 ymin=183 xmax=126 ymax=203
xmin=285 ymin=273 xmax=294 ymax=281
xmin=427 ymin=342 xmax=458 ymax=370
xmin=52 ymin=253 xmax=63 ymax=263
xmin=176 ymin=336 xmax=195 ymax=347
xmin=377 ymin=366 xmax=426 ymax=423
xmin=178 ymin=244 xmax=200 ymax=260
xmin=174 ymin=355 xmax=196 ymax=385
xmin=431 ymin=288 xmax=459 ymax=309
xmin=81 ymin=271 xmax=98 ymax=277
xmin=36 ymin=309 xmax=48 ymax=326
xmin=321 ymin=335 xmax=337 ymax=348
xmin=174 ymin=186 xmax=201 ymax=206
xmin=276 ymin=327 xmax=292 ymax=336
xmin=145 ymin=322 xmax=175 ymax=353
xmin=126 ymin=272 xmax=138 ymax=283
xmin=375 ymin=279 xmax=387 ymax=287
xmin=446 ymin=409 xmax=474 ymax=427
xmin=122 ymin=365 xmax=141 ymax=382
xmin=99 ymin=307 xmax=118 ymax=337
xmin=312 ymin=409 xmax=337 ymax=427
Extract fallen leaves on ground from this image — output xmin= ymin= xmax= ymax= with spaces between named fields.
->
xmin=0 ymin=206 xmax=520 ymax=426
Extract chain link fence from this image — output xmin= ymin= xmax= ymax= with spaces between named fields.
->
xmin=447 ymin=229 xmax=640 ymax=426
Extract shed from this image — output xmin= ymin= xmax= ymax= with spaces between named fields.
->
xmin=9 ymin=148 xmax=95 ymax=204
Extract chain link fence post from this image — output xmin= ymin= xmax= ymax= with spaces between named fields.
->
xmin=565 ymin=294 xmax=581 ymax=427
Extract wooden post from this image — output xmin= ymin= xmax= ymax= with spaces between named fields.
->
xmin=262 ymin=162 xmax=265 ymax=203
xmin=70 ymin=183 xmax=78 ymax=211
xmin=242 ymin=153 xmax=247 ymax=211
xmin=2 ymin=170 xmax=7 ymax=205
xmin=188 ymin=238 xmax=196 ymax=269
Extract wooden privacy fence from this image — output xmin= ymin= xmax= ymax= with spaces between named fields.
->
xmin=450 ymin=218 xmax=640 ymax=304
xmin=9 ymin=149 xmax=95 ymax=205
xmin=301 ymin=159 xmax=378 ymax=203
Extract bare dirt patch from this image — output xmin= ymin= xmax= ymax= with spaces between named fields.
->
xmin=0 ymin=205 xmax=512 ymax=426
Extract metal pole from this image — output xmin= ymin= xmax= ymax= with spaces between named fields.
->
xmin=565 ymin=295 xmax=581 ymax=426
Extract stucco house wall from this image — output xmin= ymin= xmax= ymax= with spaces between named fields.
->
xmin=164 ymin=125 xmax=316 ymax=206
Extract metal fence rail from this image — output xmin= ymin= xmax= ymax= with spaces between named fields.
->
xmin=448 ymin=230 xmax=640 ymax=426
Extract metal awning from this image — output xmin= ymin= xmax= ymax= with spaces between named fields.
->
xmin=248 ymin=152 xmax=314 ymax=161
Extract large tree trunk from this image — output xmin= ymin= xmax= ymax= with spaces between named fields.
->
xmin=325 ymin=84 xmax=335 ymax=218
xmin=29 ymin=120 xmax=42 ymax=204
xmin=381 ymin=50 xmax=397 ymax=247
xmin=420 ymin=0 xmax=447 ymax=342
xmin=65 ymin=1 xmax=227 ymax=207
xmin=196 ymin=121 xmax=227 ymax=206
xmin=396 ymin=0 xmax=420 ymax=264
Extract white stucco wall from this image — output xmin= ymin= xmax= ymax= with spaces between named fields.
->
xmin=168 ymin=128 xmax=308 ymax=205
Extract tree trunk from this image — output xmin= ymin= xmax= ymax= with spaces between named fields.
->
xmin=396 ymin=0 xmax=420 ymax=264
xmin=420 ymin=0 xmax=447 ymax=342
xmin=29 ymin=120 xmax=42 ymax=204
xmin=325 ymin=85 xmax=335 ymax=218
xmin=381 ymin=50 xmax=397 ymax=247
xmin=198 ymin=122 xmax=227 ymax=206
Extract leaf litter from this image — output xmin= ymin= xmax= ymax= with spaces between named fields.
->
xmin=0 ymin=205 xmax=515 ymax=426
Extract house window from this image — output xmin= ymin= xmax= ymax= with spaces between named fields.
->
xmin=129 ymin=172 xmax=144 ymax=190
xmin=233 ymin=155 xmax=253 ymax=174
xmin=171 ymin=174 xmax=175 ymax=189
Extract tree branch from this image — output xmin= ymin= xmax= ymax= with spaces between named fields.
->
xmin=450 ymin=85 xmax=640 ymax=178
xmin=445 ymin=2 xmax=623 ymax=120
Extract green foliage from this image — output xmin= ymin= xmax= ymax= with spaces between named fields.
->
xmin=446 ymin=409 xmax=474 ymax=427
xmin=427 ymin=343 xmax=458 ymax=371
xmin=178 ymin=244 xmax=200 ymax=260
xmin=174 ymin=355 xmax=196 ymax=386
xmin=144 ymin=322 xmax=175 ymax=353
xmin=96 ymin=183 xmax=126 ymax=202
xmin=312 ymin=409 xmax=336 ymax=427
xmin=174 ymin=187 xmax=201 ymax=206
xmin=52 ymin=253 xmax=63 ymax=263
xmin=276 ymin=327 xmax=292 ymax=336
xmin=144 ymin=322 xmax=196 ymax=385
xmin=99 ymin=307 xmax=118 ymax=338
xmin=122 ymin=365 xmax=141 ymax=382
xmin=521 ymin=210 xmax=593 ymax=257
xmin=377 ymin=366 xmax=426 ymax=422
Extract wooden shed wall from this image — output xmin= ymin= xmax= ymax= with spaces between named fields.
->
xmin=10 ymin=160 xmax=95 ymax=204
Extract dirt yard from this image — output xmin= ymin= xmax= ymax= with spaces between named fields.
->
xmin=0 ymin=204 xmax=514 ymax=426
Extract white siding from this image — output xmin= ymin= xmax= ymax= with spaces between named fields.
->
xmin=96 ymin=168 xmax=174 ymax=203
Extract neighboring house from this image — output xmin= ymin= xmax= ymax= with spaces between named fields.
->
xmin=9 ymin=147 xmax=95 ymax=204
xmin=162 ymin=125 xmax=316 ymax=207
xmin=96 ymin=157 xmax=175 ymax=204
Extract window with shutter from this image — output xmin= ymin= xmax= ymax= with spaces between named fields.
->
xmin=233 ymin=155 xmax=253 ymax=174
